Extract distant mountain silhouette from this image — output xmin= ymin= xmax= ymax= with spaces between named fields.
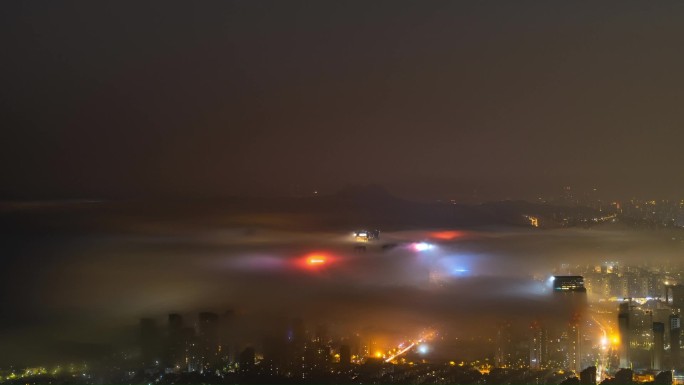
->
xmin=334 ymin=184 xmax=400 ymax=202
xmin=0 ymin=185 xmax=605 ymax=235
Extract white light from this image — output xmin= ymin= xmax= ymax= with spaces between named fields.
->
xmin=413 ymin=242 xmax=434 ymax=251
xmin=418 ymin=344 xmax=429 ymax=354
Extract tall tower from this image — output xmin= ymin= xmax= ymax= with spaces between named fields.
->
xmin=653 ymin=322 xmax=665 ymax=371
xmin=671 ymin=285 xmax=684 ymax=312
xmin=618 ymin=302 xmax=630 ymax=368
xmin=670 ymin=314 xmax=681 ymax=370
xmin=140 ymin=318 xmax=160 ymax=366
xmin=495 ymin=321 xmax=513 ymax=368
xmin=529 ymin=321 xmax=547 ymax=370
xmin=167 ymin=313 xmax=185 ymax=368
xmin=198 ymin=312 xmax=220 ymax=370
xmin=568 ymin=314 xmax=582 ymax=373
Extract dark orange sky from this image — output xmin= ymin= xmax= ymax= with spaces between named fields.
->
xmin=2 ymin=1 xmax=684 ymax=201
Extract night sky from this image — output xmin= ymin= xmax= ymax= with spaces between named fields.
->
xmin=3 ymin=1 xmax=684 ymax=200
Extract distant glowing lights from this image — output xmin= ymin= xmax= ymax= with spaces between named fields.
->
xmin=306 ymin=255 xmax=327 ymax=266
xmin=413 ymin=242 xmax=434 ymax=251
xmin=430 ymin=230 xmax=463 ymax=240
xmin=418 ymin=344 xmax=429 ymax=354
xmin=299 ymin=253 xmax=333 ymax=269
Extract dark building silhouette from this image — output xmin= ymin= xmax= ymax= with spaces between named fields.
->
xmin=339 ymin=344 xmax=351 ymax=366
xmin=670 ymin=314 xmax=681 ymax=370
xmin=171 ymin=325 xmax=199 ymax=372
xmin=238 ymin=347 xmax=255 ymax=373
xmin=670 ymin=285 xmax=684 ymax=311
xmin=653 ymin=322 xmax=665 ymax=371
xmin=654 ymin=370 xmax=673 ymax=385
xmin=263 ymin=321 xmax=289 ymax=376
xmin=220 ymin=310 xmax=235 ymax=365
xmin=289 ymin=318 xmax=307 ymax=374
xmin=140 ymin=318 xmax=161 ymax=366
xmin=166 ymin=313 xmax=185 ymax=369
xmin=579 ymin=366 xmax=597 ymax=385
xmin=618 ymin=303 xmax=630 ymax=368
xmin=614 ymin=368 xmax=634 ymax=384
xmin=198 ymin=312 xmax=220 ymax=370
xmin=560 ymin=377 xmax=580 ymax=385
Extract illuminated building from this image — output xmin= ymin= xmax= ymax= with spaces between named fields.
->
xmin=617 ymin=300 xmax=658 ymax=370
xmin=670 ymin=314 xmax=681 ymax=370
xmin=495 ymin=321 xmax=513 ymax=368
xmin=553 ymin=276 xmax=586 ymax=292
xmin=560 ymin=315 xmax=582 ymax=373
xmin=529 ymin=321 xmax=548 ymax=370
xmin=353 ymin=229 xmax=379 ymax=242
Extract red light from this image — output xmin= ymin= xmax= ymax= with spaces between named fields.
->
xmin=298 ymin=253 xmax=333 ymax=270
xmin=307 ymin=255 xmax=327 ymax=265
xmin=430 ymin=230 xmax=463 ymax=240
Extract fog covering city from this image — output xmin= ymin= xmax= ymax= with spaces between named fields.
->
xmin=2 ymin=193 xmax=684 ymax=369
xmin=5 ymin=1 xmax=684 ymax=383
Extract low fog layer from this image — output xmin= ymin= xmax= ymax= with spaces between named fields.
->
xmin=1 ymin=202 xmax=684 ymax=365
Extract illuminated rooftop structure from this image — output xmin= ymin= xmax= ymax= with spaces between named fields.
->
xmin=553 ymin=276 xmax=586 ymax=292
xmin=353 ymin=229 xmax=380 ymax=242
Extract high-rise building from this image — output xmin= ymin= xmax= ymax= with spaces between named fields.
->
xmin=554 ymin=276 xmax=588 ymax=315
xmin=565 ymin=315 xmax=582 ymax=373
xmin=670 ymin=285 xmax=684 ymax=311
xmin=495 ymin=321 xmax=513 ymax=368
xmin=198 ymin=312 xmax=220 ymax=369
xmin=670 ymin=314 xmax=681 ymax=370
xmin=618 ymin=303 xmax=630 ymax=368
xmin=140 ymin=318 xmax=161 ymax=366
xmin=529 ymin=321 xmax=547 ymax=370
xmin=653 ymin=322 xmax=665 ymax=371
xmin=167 ymin=313 xmax=185 ymax=369
xmin=339 ymin=344 xmax=351 ymax=366
xmin=553 ymin=276 xmax=587 ymax=292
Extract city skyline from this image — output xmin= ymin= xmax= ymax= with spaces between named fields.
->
xmin=3 ymin=1 xmax=684 ymax=384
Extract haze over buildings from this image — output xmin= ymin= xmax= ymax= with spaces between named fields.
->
xmin=2 ymin=1 xmax=684 ymax=384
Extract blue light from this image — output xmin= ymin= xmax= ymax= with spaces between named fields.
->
xmin=418 ymin=344 xmax=429 ymax=354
